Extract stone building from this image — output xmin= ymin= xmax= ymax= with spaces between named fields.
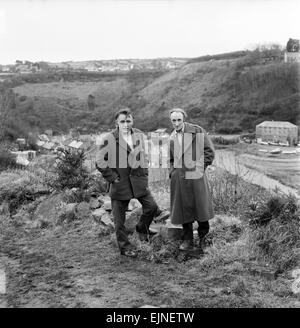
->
xmin=255 ymin=121 xmax=298 ymax=145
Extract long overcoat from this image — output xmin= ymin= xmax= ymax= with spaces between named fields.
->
xmin=96 ymin=128 xmax=149 ymax=200
xmin=169 ymin=122 xmax=215 ymax=224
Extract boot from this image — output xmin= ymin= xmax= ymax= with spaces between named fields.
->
xmin=179 ymin=240 xmax=194 ymax=251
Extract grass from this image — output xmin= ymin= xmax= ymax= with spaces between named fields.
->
xmin=146 ymin=173 xmax=299 ymax=276
xmin=1 ymin=159 xmax=299 ymax=308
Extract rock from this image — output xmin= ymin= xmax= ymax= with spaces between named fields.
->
xmin=97 ymin=197 xmax=104 ymax=207
xmin=127 ymin=199 xmax=141 ymax=211
xmin=98 ymin=195 xmax=109 ymax=203
xmin=103 ymin=200 xmax=112 ymax=211
xmin=89 ymin=198 xmax=101 ymax=210
xmin=149 ymin=220 xmax=183 ymax=241
xmin=125 ymin=207 xmax=143 ymax=233
xmin=101 ymin=213 xmax=114 ymax=227
xmin=154 ymin=209 xmax=170 ymax=222
xmin=33 ymin=193 xmax=66 ymax=226
xmin=165 ymin=219 xmax=183 ymax=240
xmin=75 ymin=202 xmax=91 ymax=220
xmin=92 ymin=208 xmax=107 ymax=223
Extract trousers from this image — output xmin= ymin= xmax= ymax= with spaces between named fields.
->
xmin=111 ymin=192 xmax=157 ymax=252
xmin=182 ymin=220 xmax=210 ymax=241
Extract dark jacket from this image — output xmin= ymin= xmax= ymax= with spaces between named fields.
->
xmin=96 ymin=128 xmax=149 ymax=200
xmin=169 ymin=122 xmax=215 ymax=224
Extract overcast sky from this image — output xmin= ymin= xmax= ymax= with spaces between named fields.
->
xmin=0 ymin=0 xmax=299 ymax=64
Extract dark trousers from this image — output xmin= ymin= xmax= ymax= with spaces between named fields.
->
xmin=111 ymin=193 xmax=157 ymax=252
xmin=182 ymin=220 xmax=210 ymax=241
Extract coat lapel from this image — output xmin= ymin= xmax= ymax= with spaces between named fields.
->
xmin=179 ymin=123 xmax=196 ymax=161
xmin=113 ymin=128 xmax=131 ymax=153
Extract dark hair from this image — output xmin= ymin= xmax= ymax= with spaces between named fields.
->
xmin=114 ymin=108 xmax=134 ymax=120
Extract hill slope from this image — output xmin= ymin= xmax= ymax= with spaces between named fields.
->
xmin=4 ymin=53 xmax=300 ymax=138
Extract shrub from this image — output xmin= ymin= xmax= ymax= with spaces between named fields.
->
xmin=0 ymin=169 xmax=50 ymax=215
xmin=211 ymin=136 xmax=240 ymax=145
xmin=245 ymin=193 xmax=300 ymax=271
xmin=217 ymin=125 xmax=243 ymax=134
xmin=207 ymin=167 xmax=269 ymax=216
xmin=51 ymin=148 xmax=90 ymax=191
xmin=0 ymin=148 xmax=18 ymax=171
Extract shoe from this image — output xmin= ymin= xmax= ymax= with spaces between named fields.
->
xmin=179 ymin=240 xmax=194 ymax=251
xmin=198 ymin=237 xmax=206 ymax=249
xmin=154 ymin=210 xmax=170 ymax=223
xmin=120 ymin=249 xmax=138 ymax=258
xmin=199 ymin=236 xmax=210 ymax=250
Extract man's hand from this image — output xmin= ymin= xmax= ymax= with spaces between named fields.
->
xmin=113 ymin=177 xmax=120 ymax=184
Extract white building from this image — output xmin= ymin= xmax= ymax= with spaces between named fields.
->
xmin=255 ymin=121 xmax=298 ymax=145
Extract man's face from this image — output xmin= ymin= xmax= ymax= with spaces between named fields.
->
xmin=170 ymin=112 xmax=184 ymax=131
xmin=116 ymin=114 xmax=133 ymax=134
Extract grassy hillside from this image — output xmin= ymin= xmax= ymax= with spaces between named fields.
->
xmin=1 ymin=51 xmax=299 ymax=139
xmin=133 ymin=57 xmax=299 ymax=132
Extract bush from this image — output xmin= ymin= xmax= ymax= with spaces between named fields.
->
xmin=0 ymin=148 xmax=18 ymax=171
xmin=216 ymin=125 xmax=243 ymax=134
xmin=211 ymin=136 xmax=239 ymax=145
xmin=207 ymin=167 xmax=269 ymax=216
xmin=0 ymin=169 xmax=50 ymax=215
xmin=245 ymin=193 xmax=300 ymax=271
xmin=51 ymin=148 xmax=90 ymax=191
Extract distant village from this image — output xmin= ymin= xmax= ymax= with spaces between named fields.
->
xmin=10 ymin=128 xmax=101 ymax=167
xmin=0 ymin=58 xmax=187 ymax=75
xmin=1 ymin=38 xmax=299 ymax=76
xmin=9 ymin=119 xmax=300 ymax=168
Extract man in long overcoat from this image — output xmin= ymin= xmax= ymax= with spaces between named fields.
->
xmin=168 ymin=108 xmax=215 ymax=253
xmin=96 ymin=108 xmax=158 ymax=258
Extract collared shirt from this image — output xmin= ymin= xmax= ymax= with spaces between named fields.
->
xmin=121 ymin=131 xmax=133 ymax=150
xmin=174 ymin=123 xmax=185 ymax=147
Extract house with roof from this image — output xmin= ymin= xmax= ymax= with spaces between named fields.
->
xmin=255 ymin=121 xmax=298 ymax=146
xmin=68 ymin=140 xmax=84 ymax=149
xmin=42 ymin=142 xmax=55 ymax=151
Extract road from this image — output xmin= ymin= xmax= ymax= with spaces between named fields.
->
xmin=214 ymin=150 xmax=300 ymax=198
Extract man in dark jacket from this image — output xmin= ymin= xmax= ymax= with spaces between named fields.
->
xmin=169 ymin=108 xmax=215 ymax=254
xmin=96 ymin=108 xmax=158 ymax=258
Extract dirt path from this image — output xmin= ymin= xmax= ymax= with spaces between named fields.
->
xmin=0 ymin=214 xmax=299 ymax=308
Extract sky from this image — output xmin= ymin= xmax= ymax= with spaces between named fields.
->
xmin=0 ymin=0 xmax=299 ymax=64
